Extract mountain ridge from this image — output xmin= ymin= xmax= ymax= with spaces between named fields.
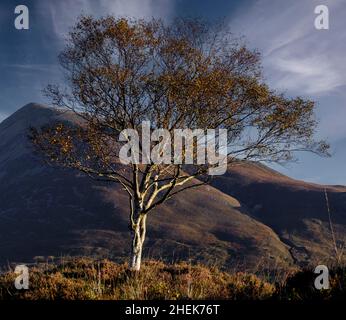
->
xmin=0 ymin=103 xmax=345 ymax=269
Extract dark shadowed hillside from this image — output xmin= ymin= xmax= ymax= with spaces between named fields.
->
xmin=0 ymin=103 xmax=293 ymax=270
xmin=1 ymin=103 xmax=345 ymax=269
xmin=211 ymin=162 xmax=346 ymax=266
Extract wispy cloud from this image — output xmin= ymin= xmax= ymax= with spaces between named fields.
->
xmin=41 ymin=0 xmax=173 ymax=39
xmin=269 ymin=55 xmax=346 ymax=95
xmin=4 ymin=64 xmax=59 ymax=73
xmin=230 ymin=0 xmax=346 ymax=96
xmin=228 ymin=0 xmax=346 ymax=183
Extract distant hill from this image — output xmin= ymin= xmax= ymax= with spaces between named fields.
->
xmin=211 ymin=162 xmax=346 ymax=266
xmin=0 ymin=103 xmax=345 ymax=269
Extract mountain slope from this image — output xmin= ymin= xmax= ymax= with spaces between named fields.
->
xmin=0 ymin=103 xmax=293 ymax=270
xmin=211 ymin=162 xmax=346 ymax=266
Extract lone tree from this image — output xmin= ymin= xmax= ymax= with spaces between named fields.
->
xmin=31 ymin=16 xmax=329 ymax=271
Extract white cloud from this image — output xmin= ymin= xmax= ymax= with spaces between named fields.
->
xmin=228 ymin=0 xmax=346 ymax=183
xmin=41 ymin=0 xmax=173 ymax=39
xmin=100 ymin=0 xmax=173 ymax=19
xmin=268 ymin=55 xmax=345 ymax=95
xmin=230 ymin=0 xmax=346 ymax=96
xmin=5 ymin=64 xmax=59 ymax=73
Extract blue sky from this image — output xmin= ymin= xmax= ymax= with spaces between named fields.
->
xmin=0 ymin=0 xmax=346 ymax=185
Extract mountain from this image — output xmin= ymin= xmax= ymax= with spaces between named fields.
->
xmin=211 ymin=162 xmax=346 ymax=266
xmin=0 ymin=103 xmax=292 ymax=270
xmin=0 ymin=103 xmax=345 ymax=270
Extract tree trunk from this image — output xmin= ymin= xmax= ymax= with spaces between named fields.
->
xmin=130 ymin=214 xmax=147 ymax=271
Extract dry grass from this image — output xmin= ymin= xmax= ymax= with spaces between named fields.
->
xmin=0 ymin=258 xmax=274 ymax=300
xmin=1 ymin=258 xmax=345 ymax=300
